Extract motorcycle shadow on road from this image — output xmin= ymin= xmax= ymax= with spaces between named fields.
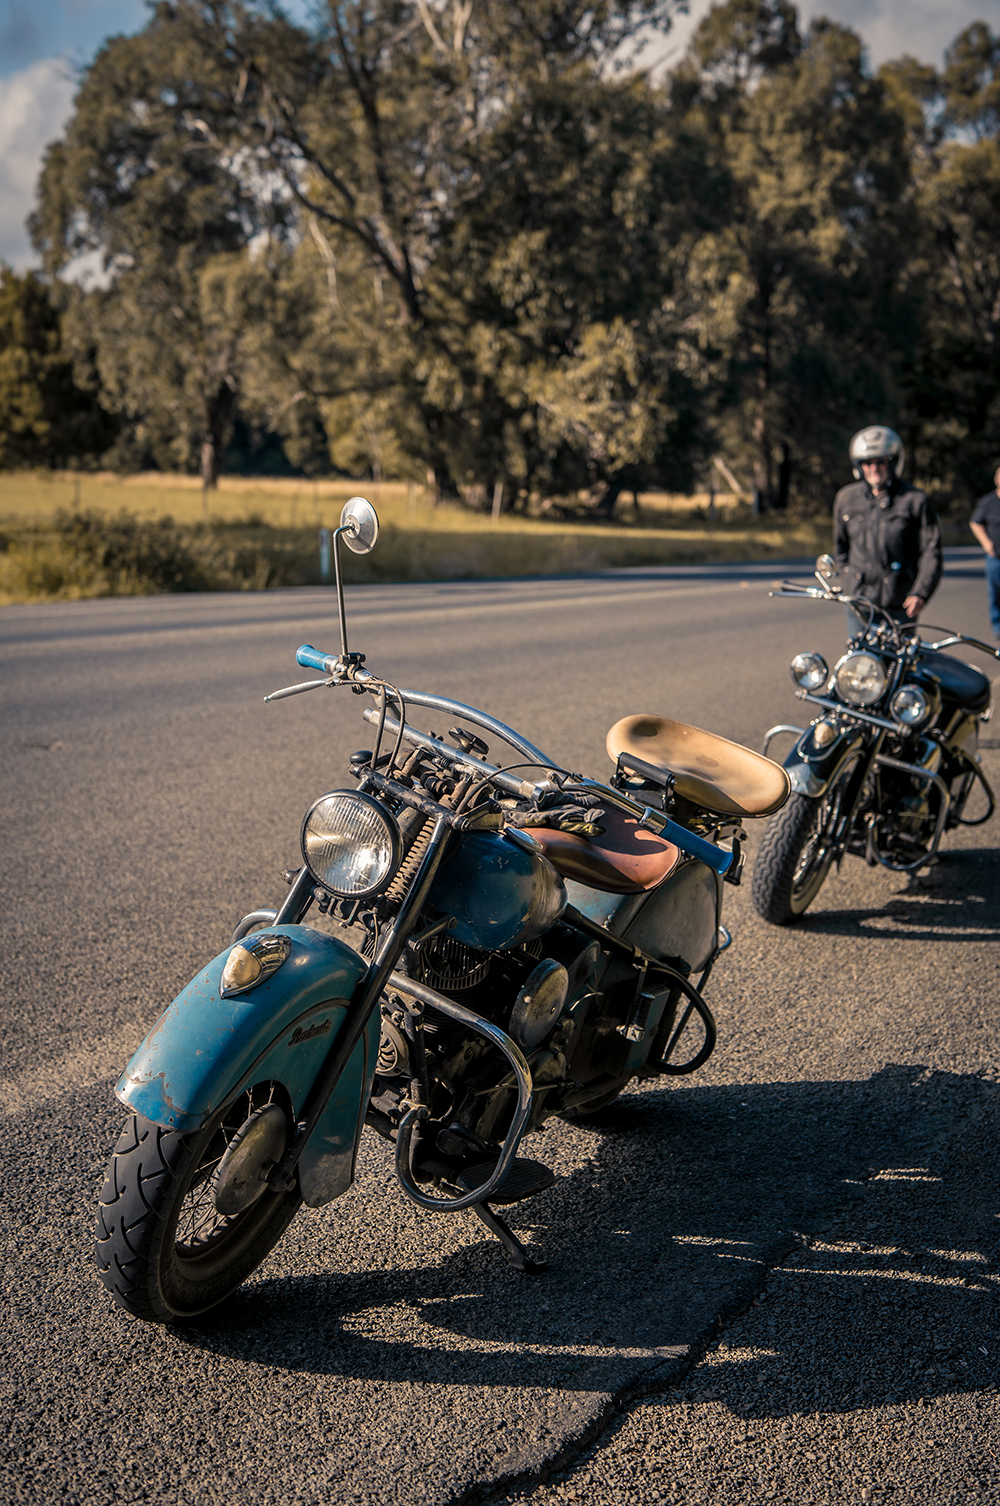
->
xmin=774 ymin=841 xmax=1000 ymax=943
xmin=187 ymin=1063 xmax=1000 ymax=1420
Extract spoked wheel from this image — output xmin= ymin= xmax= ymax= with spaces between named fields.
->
xmin=95 ymin=1083 xmax=301 ymax=1324
xmin=752 ymin=761 xmax=858 ymax=925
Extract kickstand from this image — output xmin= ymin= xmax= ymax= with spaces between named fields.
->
xmin=473 ymin=1201 xmax=547 ymax=1275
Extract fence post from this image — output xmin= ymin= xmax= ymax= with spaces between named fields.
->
xmin=491 ymin=480 xmax=504 ymax=523
xmin=319 ymin=527 xmax=331 ymax=582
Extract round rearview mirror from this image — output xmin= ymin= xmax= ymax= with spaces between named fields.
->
xmin=815 ymin=554 xmax=838 ymax=580
xmin=340 ymin=497 xmax=379 ymax=555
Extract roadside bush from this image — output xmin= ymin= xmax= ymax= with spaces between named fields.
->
xmin=0 ymin=509 xmax=288 ymax=599
xmin=56 ymin=509 xmax=211 ymax=592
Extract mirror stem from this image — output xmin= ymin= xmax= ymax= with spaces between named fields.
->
xmin=332 ymin=523 xmax=354 ymax=660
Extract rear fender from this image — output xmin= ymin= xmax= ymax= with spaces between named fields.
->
xmin=784 ymin=724 xmax=868 ymax=798
xmin=116 ymin=925 xmax=375 ymax=1207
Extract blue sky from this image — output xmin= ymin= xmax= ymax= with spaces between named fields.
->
xmin=2 ymin=0 xmax=999 ymax=267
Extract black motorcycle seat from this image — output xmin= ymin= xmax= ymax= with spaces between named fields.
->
xmin=606 ymin=715 xmax=790 ymax=818
xmin=521 ymin=805 xmax=681 ymax=894
xmin=918 ymin=650 xmax=991 ymax=713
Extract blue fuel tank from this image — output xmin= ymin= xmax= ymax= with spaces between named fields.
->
xmin=426 ymin=831 xmax=566 ymax=951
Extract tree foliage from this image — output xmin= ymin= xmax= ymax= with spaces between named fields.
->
xmin=0 ymin=268 xmax=113 ymax=469
xmin=15 ymin=2 xmax=1000 ymax=512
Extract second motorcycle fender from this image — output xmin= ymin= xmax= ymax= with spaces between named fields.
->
xmin=784 ymin=724 xmax=866 ymax=797
xmin=116 ymin=925 xmax=375 ymax=1206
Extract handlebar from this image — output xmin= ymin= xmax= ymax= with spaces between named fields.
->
xmin=290 ymin=645 xmax=738 ymax=875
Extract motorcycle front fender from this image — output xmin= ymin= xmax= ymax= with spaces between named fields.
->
xmin=116 ymin=925 xmax=376 ymax=1207
xmin=783 ymin=723 xmax=868 ymax=798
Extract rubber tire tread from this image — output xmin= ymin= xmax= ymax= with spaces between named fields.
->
xmin=751 ymin=792 xmax=829 ymax=925
xmin=95 ymin=1113 xmax=300 ymax=1324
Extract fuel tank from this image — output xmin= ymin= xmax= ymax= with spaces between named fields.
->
xmin=426 ymin=831 xmax=566 ymax=951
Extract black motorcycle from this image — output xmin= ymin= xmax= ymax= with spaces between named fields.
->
xmin=752 ymin=554 xmax=998 ymax=925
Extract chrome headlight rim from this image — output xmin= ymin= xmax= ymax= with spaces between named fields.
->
xmin=790 ymin=651 xmax=829 ymax=692
xmin=300 ymin=789 xmax=402 ymax=900
xmin=833 ymin=650 xmax=887 ymax=707
xmin=890 ymin=683 xmax=931 ymax=728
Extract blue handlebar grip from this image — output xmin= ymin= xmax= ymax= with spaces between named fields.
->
xmin=296 ymin=644 xmax=335 ymax=674
xmin=658 ymin=816 xmax=733 ymax=875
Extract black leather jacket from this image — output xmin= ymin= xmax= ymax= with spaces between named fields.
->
xmin=832 ymin=479 xmax=942 ymax=610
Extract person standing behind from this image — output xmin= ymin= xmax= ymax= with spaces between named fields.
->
xmin=833 ymin=426 xmax=942 ymax=622
xmin=969 ymin=465 xmax=1000 ymax=643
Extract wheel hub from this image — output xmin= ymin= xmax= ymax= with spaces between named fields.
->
xmin=213 ymin=1104 xmax=287 ymax=1216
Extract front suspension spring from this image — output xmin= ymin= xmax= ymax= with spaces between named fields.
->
xmin=384 ymin=814 xmax=435 ymax=906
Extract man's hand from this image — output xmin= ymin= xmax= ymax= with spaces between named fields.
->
xmin=970 ymin=521 xmax=995 ymax=557
xmin=903 ymin=595 xmax=925 ymax=619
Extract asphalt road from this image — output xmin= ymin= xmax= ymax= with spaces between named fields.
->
xmin=2 ymin=549 xmax=998 ymax=1506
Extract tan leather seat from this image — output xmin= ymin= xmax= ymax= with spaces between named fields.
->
xmin=607 ymin=714 xmax=789 ymax=819
xmin=516 ymin=805 xmax=681 ymax=894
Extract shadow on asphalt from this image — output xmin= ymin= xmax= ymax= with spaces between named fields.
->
xmin=183 ymin=1063 xmax=1000 ymax=1418
xmin=779 ymin=842 xmax=1000 ymax=943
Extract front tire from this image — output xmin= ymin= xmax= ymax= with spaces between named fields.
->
xmin=752 ymin=792 xmax=837 ymax=925
xmin=95 ymin=1084 xmax=302 ymax=1324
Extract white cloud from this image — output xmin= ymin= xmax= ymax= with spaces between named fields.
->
xmin=0 ymin=56 xmax=75 ymax=269
xmin=652 ymin=0 xmax=998 ymax=73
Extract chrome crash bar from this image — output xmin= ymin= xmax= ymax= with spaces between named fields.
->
xmin=387 ymin=973 xmax=533 ymax=1211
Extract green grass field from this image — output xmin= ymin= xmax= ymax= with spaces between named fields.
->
xmin=0 ymin=470 xmax=841 ymax=603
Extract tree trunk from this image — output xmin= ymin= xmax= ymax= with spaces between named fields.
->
xmin=775 ymin=442 xmax=791 ymax=511
xmin=199 ymin=382 xmax=237 ymax=492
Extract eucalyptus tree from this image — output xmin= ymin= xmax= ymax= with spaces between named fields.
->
xmin=30 ymin=6 xmax=289 ymax=487
xmin=0 ymin=267 xmax=114 ymax=469
xmin=664 ymin=0 xmax=913 ymax=508
xmin=168 ymin=0 xmax=688 ymax=501
xmin=903 ymin=23 xmax=1000 ymax=501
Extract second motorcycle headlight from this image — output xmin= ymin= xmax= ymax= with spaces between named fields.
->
xmin=890 ymin=684 xmax=931 ymax=727
xmin=301 ymin=791 xmax=401 ymax=898
xmin=790 ymin=652 xmax=829 ymax=691
xmin=834 ymin=651 xmax=887 ymax=706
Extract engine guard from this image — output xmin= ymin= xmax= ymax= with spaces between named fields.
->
xmin=116 ymin=924 xmax=376 ymax=1208
xmin=782 ymin=723 xmax=867 ymax=798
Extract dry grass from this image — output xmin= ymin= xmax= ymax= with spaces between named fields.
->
xmin=0 ymin=470 xmax=834 ymax=605
xmin=0 ymin=470 xmax=750 ymax=529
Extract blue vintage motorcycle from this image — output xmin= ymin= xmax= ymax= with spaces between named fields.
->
xmin=96 ymin=499 xmax=789 ymax=1323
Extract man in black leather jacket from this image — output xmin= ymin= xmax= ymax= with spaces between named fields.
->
xmin=833 ymin=426 xmax=942 ymax=620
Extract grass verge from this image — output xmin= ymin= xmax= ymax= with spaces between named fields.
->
xmin=1 ymin=470 xmax=963 ymax=603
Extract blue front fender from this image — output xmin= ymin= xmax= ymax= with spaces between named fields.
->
xmin=116 ymin=925 xmax=377 ymax=1208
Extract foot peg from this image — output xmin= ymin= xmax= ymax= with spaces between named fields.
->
xmin=457 ymin=1157 xmax=555 ymax=1204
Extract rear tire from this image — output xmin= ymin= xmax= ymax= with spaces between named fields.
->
xmin=751 ymin=793 xmax=836 ymax=925
xmin=95 ymin=1085 xmax=301 ymax=1324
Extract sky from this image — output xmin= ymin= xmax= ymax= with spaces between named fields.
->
xmin=2 ymin=0 xmax=999 ymax=269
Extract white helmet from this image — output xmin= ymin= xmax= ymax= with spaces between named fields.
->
xmin=849 ymin=426 xmax=904 ymax=481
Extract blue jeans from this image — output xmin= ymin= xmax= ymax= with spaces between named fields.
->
xmin=986 ymin=555 xmax=1000 ymax=640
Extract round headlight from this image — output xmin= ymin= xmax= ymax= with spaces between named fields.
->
xmin=790 ymin=652 xmax=829 ymax=691
xmin=301 ymin=791 xmax=401 ymax=898
xmin=890 ymin=684 xmax=930 ymax=727
xmin=834 ymin=651 xmax=887 ymax=707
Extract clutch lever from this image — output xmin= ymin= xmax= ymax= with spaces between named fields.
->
xmin=263 ymin=677 xmax=337 ymax=703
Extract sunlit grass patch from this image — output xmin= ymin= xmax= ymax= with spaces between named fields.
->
xmin=0 ymin=471 xmax=840 ymax=603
